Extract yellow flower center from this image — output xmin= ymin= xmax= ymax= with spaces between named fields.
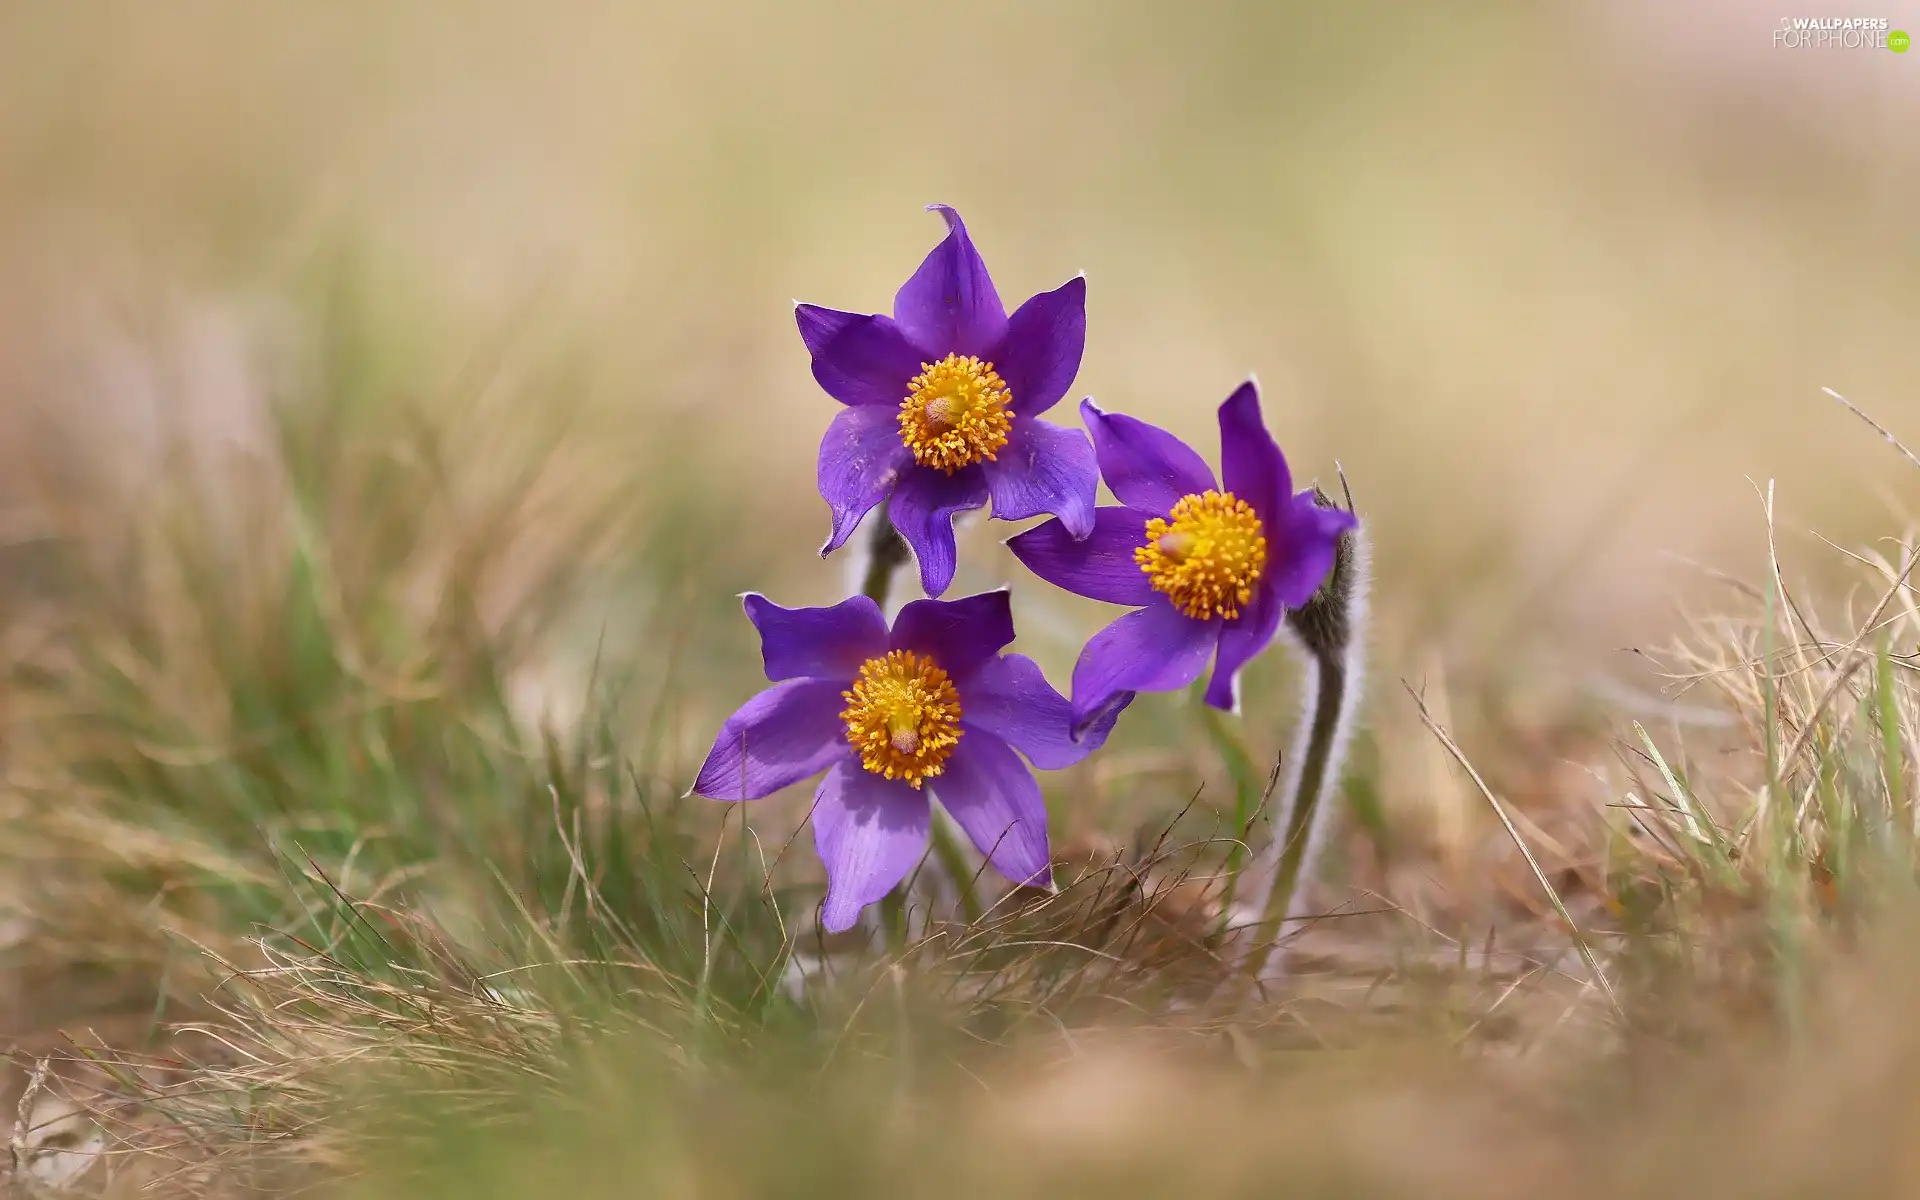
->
xmin=897 ymin=354 xmax=1014 ymax=474
xmin=840 ymin=649 xmax=963 ymax=788
xmin=1134 ymin=490 xmax=1269 ymax=620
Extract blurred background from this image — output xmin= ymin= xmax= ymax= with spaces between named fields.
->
xmin=1 ymin=0 xmax=1917 ymax=901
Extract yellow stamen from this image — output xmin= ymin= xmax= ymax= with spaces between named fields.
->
xmin=840 ymin=649 xmax=963 ymax=788
xmin=1134 ymin=490 xmax=1269 ymax=620
xmin=898 ymin=354 xmax=1013 ymax=473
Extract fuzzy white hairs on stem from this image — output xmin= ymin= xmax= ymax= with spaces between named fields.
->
xmin=1227 ymin=479 xmax=1371 ymax=983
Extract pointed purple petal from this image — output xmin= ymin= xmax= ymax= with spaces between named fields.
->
xmin=795 ymin=303 xmax=863 ymax=356
xmin=992 ymin=276 xmax=1085 ymax=417
xmin=1267 ymin=492 xmax=1358 ymax=608
xmin=960 ymin=653 xmax=1124 ymax=770
xmin=1216 ymin=380 xmax=1293 ymax=528
xmin=890 ymin=590 xmax=1014 ymax=681
xmin=934 ymin=729 xmax=1052 ymax=889
xmin=692 ymin=679 xmax=849 ymax=801
xmin=811 ymin=760 xmax=931 ymax=933
xmin=1070 ymin=598 xmax=1219 ymax=726
xmin=892 ymin=206 xmax=1007 ymax=357
xmin=1204 ymin=579 xmax=1283 ymax=711
xmin=980 ymin=417 xmax=1097 ymax=538
xmin=1080 ymin=399 xmax=1216 ymax=514
xmin=1005 ymin=505 xmax=1157 ymax=606
xmin=744 ymin=594 xmax=889 ymax=684
xmin=888 ymin=464 xmax=989 ymax=598
xmin=794 ymin=306 xmax=925 ymax=408
xmin=817 ymin=406 xmax=914 ymax=556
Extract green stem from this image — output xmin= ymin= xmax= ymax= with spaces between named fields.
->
xmin=1245 ymin=647 xmax=1348 ymax=977
xmin=877 ymin=888 xmax=910 ymax=950
xmin=930 ymin=809 xmax=985 ymax=925
xmin=1199 ymin=694 xmax=1266 ymax=935
xmin=860 ymin=503 xmax=911 ymax=609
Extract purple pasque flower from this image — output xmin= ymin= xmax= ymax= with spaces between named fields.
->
xmin=1007 ymin=379 xmax=1357 ymax=728
xmin=690 ymin=589 xmax=1120 ymax=933
xmin=797 ymin=205 xmax=1098 ymax=599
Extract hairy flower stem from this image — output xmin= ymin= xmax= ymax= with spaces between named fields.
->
xmin=1231 ymin=484 xmax=1369 ymax=983
xmin=857 ymin=504 xmax=982 ymax=941
xmin=1240 ymin=648 xmax=1348 ymax=971
xmin=859 ymin=502 xmax=912 ymax=607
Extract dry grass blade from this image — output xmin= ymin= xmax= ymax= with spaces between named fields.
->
xmin=8 ymin=1056 xmax=50 ymax=1175
xmin=1783 ymin=543 xmax=1919 ymax=823
xmin=1824 ymin=387 xmax=1920 ymax=474
xmin=1631 ymin=721 xmax=1735 ymax=881
xmin=1403 ymin=680 xmax=1623 ymax=1017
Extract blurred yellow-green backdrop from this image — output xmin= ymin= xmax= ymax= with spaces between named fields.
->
xmin=2 ymin=0 xmax=1916 ymax=709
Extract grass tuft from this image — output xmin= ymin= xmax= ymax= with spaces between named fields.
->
xmin=4 ymin=284 xmax=1920 ymax=1194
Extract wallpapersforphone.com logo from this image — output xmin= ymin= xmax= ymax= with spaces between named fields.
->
xmin=1772 ymin=16 xmax=1910 ymax=50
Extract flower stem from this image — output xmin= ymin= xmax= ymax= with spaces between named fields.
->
xmin=1241 ymin=646 xmax=1348 ymax=974
xmin=929 ymin=806 xmax=985 ymax=925
xmin=859 ymin=502 xmax=911 ymax=610
xmin=1230 ymin=485 xmax=1367 ymax=985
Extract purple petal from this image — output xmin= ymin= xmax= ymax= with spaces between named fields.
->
xmin=888 ymin=464 xmax=990 ymax=598
xmin=1080 ymin=399 xmax=1215 ymax=514
xmin=1069 ymin=598 xmax=1219 ymax=727
xmin=981 ymin=417 xmax=1097 ymax=538
xmin=794 ymin=306 xmax=925 ymax=408
xmin=692 ymin=679 xmax=849 ymax=801
xmin=811 ymin=760 xmax=931 ymax=933
xmin=890 ymin=590 xmax=1014 ymax=681
xmin=892 ymin=206 xmax=1007 ymax=358
xmin=1215 ymin=380 xmax=1292 ymax=529
xmin=992 ymin=276 xmax=1085 ymax=417
xmin=960 ymin=653 xmax=1125 ymax=770
xmin=817 ymin=406 xmax=914 ymax=556
xmin=1266 ymin=492 xmax=1359 ymax=608
xmin=1203 ymin=578 xmax=1283 ymax=711
xmin=795 ymin=303 xmax=863 ymax=357
xmin=1005 ymin=505 xmax=1157 ymax=606
xmin=744 ymin=593 xmax=888 ymax=684
xmin=933 ymin=729 xmax=1052 ymax=889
